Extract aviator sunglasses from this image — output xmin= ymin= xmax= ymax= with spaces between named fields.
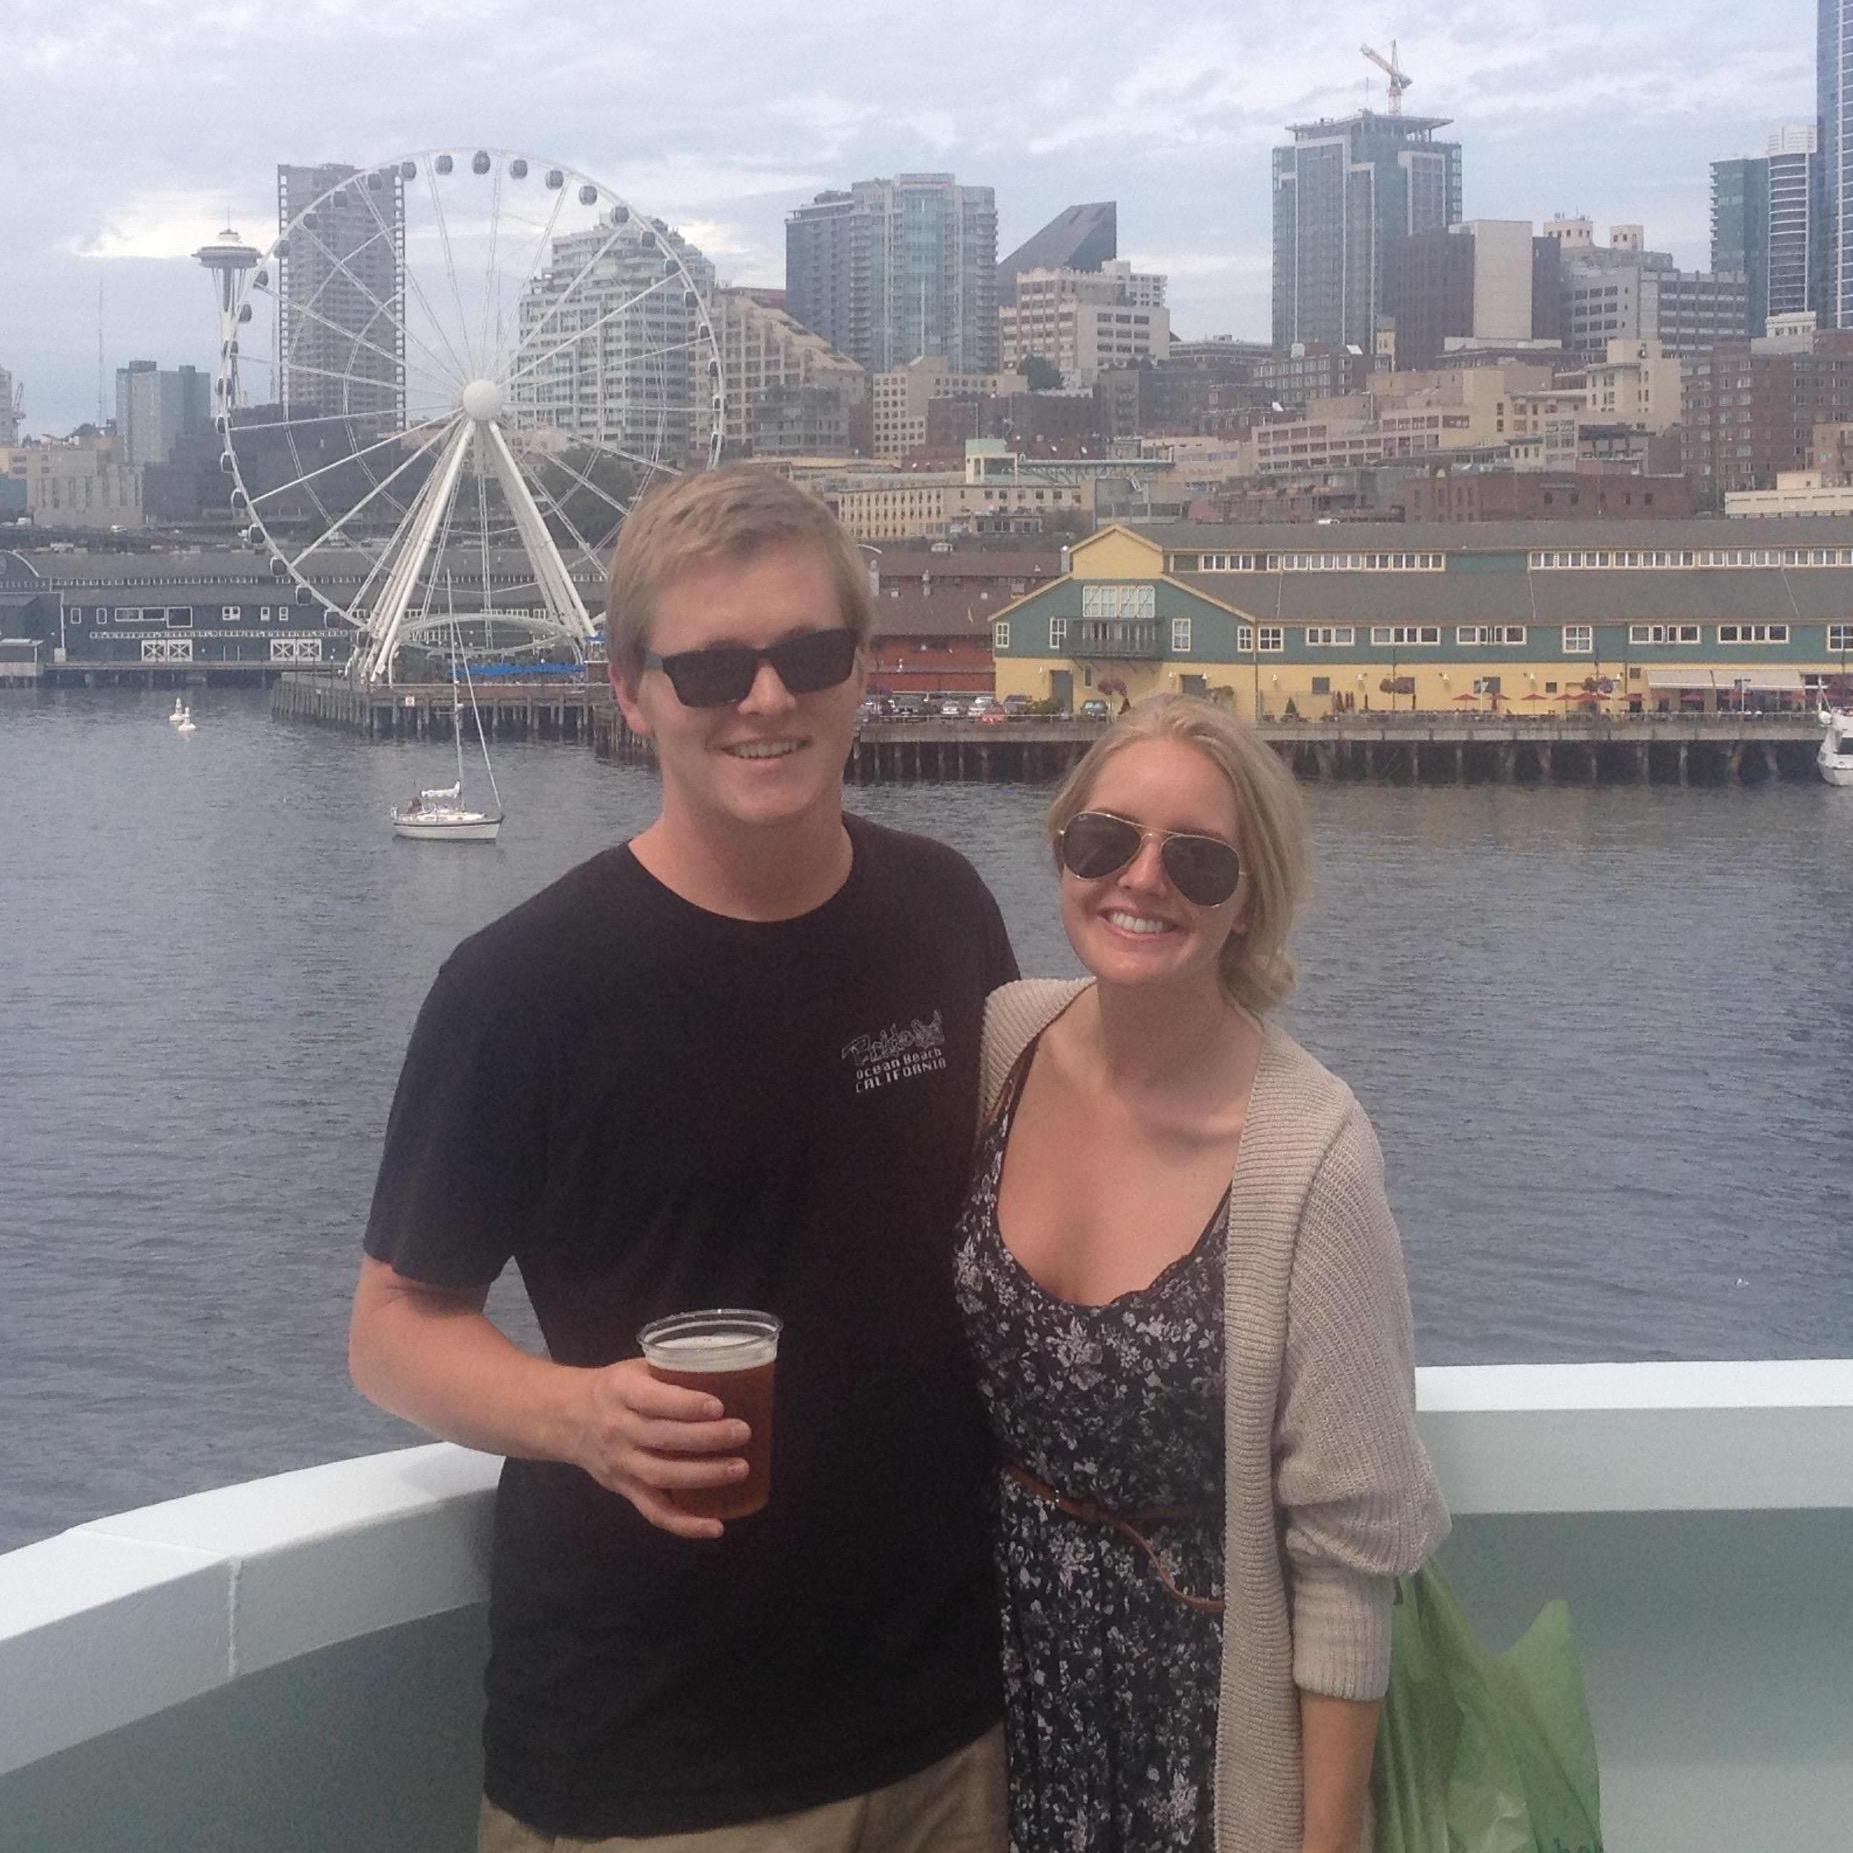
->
xmin=1058 ymin=810 xmax=1243 ymax=908
xmin=642 ymin=628 xmax=860 ymax=708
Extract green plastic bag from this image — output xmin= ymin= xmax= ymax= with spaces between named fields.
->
xmin=1372 ymin=1561 xmax=1604 ymax=1853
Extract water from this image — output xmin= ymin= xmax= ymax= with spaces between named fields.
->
xmin=3 ymin=689 xmax=1850 ymax=1553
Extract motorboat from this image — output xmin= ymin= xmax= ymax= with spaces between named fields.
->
xmin=1819 ymin=708 xmax=1853 ymax=786
xmin=175 ymin=707 xmax=197 ymax=736
xmin=167 ymin=696 xmax=187 ymax=727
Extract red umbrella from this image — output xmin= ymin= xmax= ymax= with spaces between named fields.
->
xmin=1452 ymin=691 xmax=1479 ymax=703
xmin=1520 ymin=691 xmax=1551 ymax=703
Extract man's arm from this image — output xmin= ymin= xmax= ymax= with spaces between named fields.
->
xmin=348 ymin=1256 xmax=751 ymax=1541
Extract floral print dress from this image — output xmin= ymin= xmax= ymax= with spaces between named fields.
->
xmin=954 ymin=1042 xmax=1228 ymax=1853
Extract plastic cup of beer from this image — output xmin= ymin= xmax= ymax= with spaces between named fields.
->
xmin=637 ymin=1309 xmax=781 ymax=1521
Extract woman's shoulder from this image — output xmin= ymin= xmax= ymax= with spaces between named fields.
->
xmin=979 ymin=978 xmax=1090 ymax=1113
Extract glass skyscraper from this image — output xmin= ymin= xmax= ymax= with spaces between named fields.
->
xmin=1820 ymin=0 xmax=1853 ymax=325
xmin=1272 ymin=112 xmax=1462 ymax=351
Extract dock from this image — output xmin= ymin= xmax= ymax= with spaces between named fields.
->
xmin=270 ymin=674 xmax=604 ymax=742
xmin=594 ymin=706 xmax=1831 ymax=787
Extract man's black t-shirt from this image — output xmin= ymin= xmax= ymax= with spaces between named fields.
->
xmin=364 ymin=815 xmax=1018 ymax=1837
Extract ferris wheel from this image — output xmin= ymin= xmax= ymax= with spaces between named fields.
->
xmin=217 ymin=149 xmax=725 ymax=683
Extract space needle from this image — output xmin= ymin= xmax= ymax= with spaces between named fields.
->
xmin=194 ymin=227 xmax=260 ymax=411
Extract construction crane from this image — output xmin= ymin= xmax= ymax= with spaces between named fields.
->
xmin=1361 ymin=41 xmax=1411 ymax=115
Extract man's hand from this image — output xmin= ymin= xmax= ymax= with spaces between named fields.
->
xmin=569 ymin=1358 xmax=752 ymax=1540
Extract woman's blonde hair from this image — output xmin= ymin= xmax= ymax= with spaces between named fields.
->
xmin=1046 ymin=694 xmax=1307 ymax=1013
xmin=606 ymin=466 xmax=875 ymax=678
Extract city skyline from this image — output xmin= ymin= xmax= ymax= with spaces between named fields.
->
xmin=7 ymin=0 xmax=1817 ymax=433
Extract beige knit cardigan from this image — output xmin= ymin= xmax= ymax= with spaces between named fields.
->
xmin=979 ymin=979 xmax=1450 ymax=1853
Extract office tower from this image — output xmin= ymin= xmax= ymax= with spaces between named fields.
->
xmin=275 ymin=163 xmax=405 ymax=420
xmin=1822 ymin=0 xmax=1853 ymax=323
xmin=997 ymin=203 xmax=1117 ymax=298
xmin=786 ymin=175 xmax=999 ymax=373
xmin=1388 ymin=221 xmax=1563 ymax=368
xmin=1713 ymin=128 xmax=1824 ymax=336
xmin=0 ymin=365 xmax=16 ymax=444
xmin=114 ymin=361 xmax=211 ymax=467
xmin=1272 ymin=110 xmax=1462 ymax=350
xmin=511 ymin=212 xmax=714 ymax=468
xmin=1555 ymin=225 xmax=1750 ymax=360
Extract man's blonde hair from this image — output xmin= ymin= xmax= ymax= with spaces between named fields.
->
xmin=606 ymin=467 xmax=875 ymax=677
xmin=1046 ymin=694 xmax=1307 ymax=1013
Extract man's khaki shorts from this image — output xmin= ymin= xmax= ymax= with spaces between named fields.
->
xmin=477 ymin=1723 xmax=1006 ymax=1853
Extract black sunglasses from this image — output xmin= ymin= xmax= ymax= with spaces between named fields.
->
xmin=642 ymin=628 xmax=859 ymax=708
xmin=1058 ymin=810 xmax=1242 ymax=908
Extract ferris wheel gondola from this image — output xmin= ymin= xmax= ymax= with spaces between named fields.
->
xmin=218 ymin=148 xmax=725 ymax=684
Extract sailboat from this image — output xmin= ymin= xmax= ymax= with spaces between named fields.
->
xmin=175 ymin=706 xmax=197 ymax=735
xmin=391 ymin=627 xmax=504 ymax=840
xmin=167 ymin=696 xmax=187 ymax=726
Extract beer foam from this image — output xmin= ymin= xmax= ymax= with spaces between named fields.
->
xmin=644 ymin=1329 xmax=778 ymax=1370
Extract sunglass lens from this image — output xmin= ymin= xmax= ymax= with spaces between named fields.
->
xmin=1061 ymin=812 xmax=1142 ymax=880
xmin=1162 ymin=837 xmax=1241 ymax=907
xmin=665 ymin=646 xmax=758 ymax=707
xmin=770 ymin=629 xmax=859 ymax=694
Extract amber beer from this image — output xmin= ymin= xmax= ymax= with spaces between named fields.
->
xmin=638 ymin=1310 xmax=781 ymax=1521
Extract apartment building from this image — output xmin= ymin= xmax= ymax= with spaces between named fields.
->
xmin=870 ymin=356 xmax=1027 ymax=460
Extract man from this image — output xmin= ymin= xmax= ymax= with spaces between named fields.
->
xmin=350 ymin=467 xmax=1017 ymax=1852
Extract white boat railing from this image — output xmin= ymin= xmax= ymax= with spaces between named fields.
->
xmin=2 ymin=1361 xmax=1849 ymax=1851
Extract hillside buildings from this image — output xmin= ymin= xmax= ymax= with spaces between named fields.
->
xmin=275 ymin=163 xmax=405 ymax=421
xmin=786 ymin=175 xmax=999 ymax=374
xmin=698 ymin=287 xmax=865 ymax=459
xmin=1271 ymin=110 xmax=1462 ymax=350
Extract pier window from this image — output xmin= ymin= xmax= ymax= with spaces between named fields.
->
xmin=1829 ymin=625 xmax=1853 ymax=652
xmin=1563 ymin=625 xmax=1593 ymax=653
xmin=1370 ymin=626 xmax=1441 ymax=646
xmin=1305 ymin=626 xmax=1354 ymax=646
xmin=1171 ymin=618 xmax=1193 ymax=653
xmin=1628 ymin=624 xmax=1701 ymax=645
xmin=1258 ymin=626 xmax=1285 ymax=652
xmin=1716 ymin=624 xmax=1789 ymax=644
xmin=1049 ymin=617 xmax=1068 ymax=648
xmin=993 ymin=621 xmax=1009 ymax=650
xmin=221 ymin=605 xmax=240 ymax=622
xmin=1311 ymin=676 xmax=1331 ymax=695
xmin=1081 ymin=584 xmax=1156 ymax=621
xmin=1457 ymin=625 xmax=1527 ymax=645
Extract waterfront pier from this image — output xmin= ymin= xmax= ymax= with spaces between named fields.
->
xmin=270 ymin=674 xmax=602 ymax=743
xmin=592 ymin=704 xmax=1829 ymax=787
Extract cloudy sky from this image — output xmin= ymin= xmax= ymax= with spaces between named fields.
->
xmin=8 ymin=0 xmax=1816 ymax=433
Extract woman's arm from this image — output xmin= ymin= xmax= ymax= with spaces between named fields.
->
xmin=1299 ymin=1690 xmax=1381 ymax=1853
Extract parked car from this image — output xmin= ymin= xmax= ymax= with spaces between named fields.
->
xmin=977 ymin=707 xmax=1009 ymax=727
xmin=969 ymin=694 xmax=1004 ymax=716
xmin=892 ymin=695 xmax=931 ymax=720
xmin=1079 ymin=698 xmax=1112 ymax=721
xmin=939 ymin=699 xmax=966 ymax=719
xmin=856 ymin=699 xmax=885 ymax=725
xmin=1002 ymin=693 xmax=1032 ymax=717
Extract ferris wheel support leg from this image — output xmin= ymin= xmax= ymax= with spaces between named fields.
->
xmin=481 ymin=423 xmax=595 ymax=647
xmin=358 ymin=421 xmax=475 ymax=685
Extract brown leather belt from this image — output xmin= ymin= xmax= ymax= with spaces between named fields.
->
xmin=1002 ymin=1461 xmax=1226 ymax=1616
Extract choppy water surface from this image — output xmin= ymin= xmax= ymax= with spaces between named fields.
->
xmin=3 ymin=689 xmax=1850 ymax=1550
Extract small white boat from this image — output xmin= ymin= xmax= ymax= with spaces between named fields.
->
xmin=175 ymin=706 xmax=197 ymax=736
xmin=1819 ymin=708 xmax=1853 ymax=787
xmin=390 ymin=621 xmax=503 ymax=841
xmin=392 ymin=783 xmax=501 ymax=841
xmin=167 ymin=697 xmax=186 ymax=727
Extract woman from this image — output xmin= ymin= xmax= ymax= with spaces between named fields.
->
xmin=955 ymin=695 xmax=1448 ymax=1853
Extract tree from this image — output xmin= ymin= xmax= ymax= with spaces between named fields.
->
xmin=1021 ymin=354 xmax=1062 ymax=392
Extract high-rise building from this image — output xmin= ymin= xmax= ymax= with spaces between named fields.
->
xmin=511 ymin=212 xmax=714 ymax=469
xmin=0 ymin=365 xmax=16 ymax=445
xmin=1713 ymin=127 xmax=1824 ymax=336
xmin=997 ymin=203 xmax=1117 ymax=297
xmin=1386 ymin=221 xmax=1563 ymax=369
xmin=786 ymin=175 xmax=999 ymax=374
xmin=1272 ymin=110 xmax=1462 ymax=350
xmin=1821 ymin=0 xmax=1853 ymax=324
xmin=699 ymin=286 xmax=865 ymax=457
xmin=275 ymin=163 xmax=405 ymax=421
xmin=1555 ymin=224 xmax=1749 ymax=360
xmin=1684 ymin=322 xmax=1853 ymax=491
xmin=115 ymin=361 xmax=211 ymax=468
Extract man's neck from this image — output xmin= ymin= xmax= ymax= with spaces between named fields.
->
xmin=629 ymin=805 xmax=855 ymax=922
